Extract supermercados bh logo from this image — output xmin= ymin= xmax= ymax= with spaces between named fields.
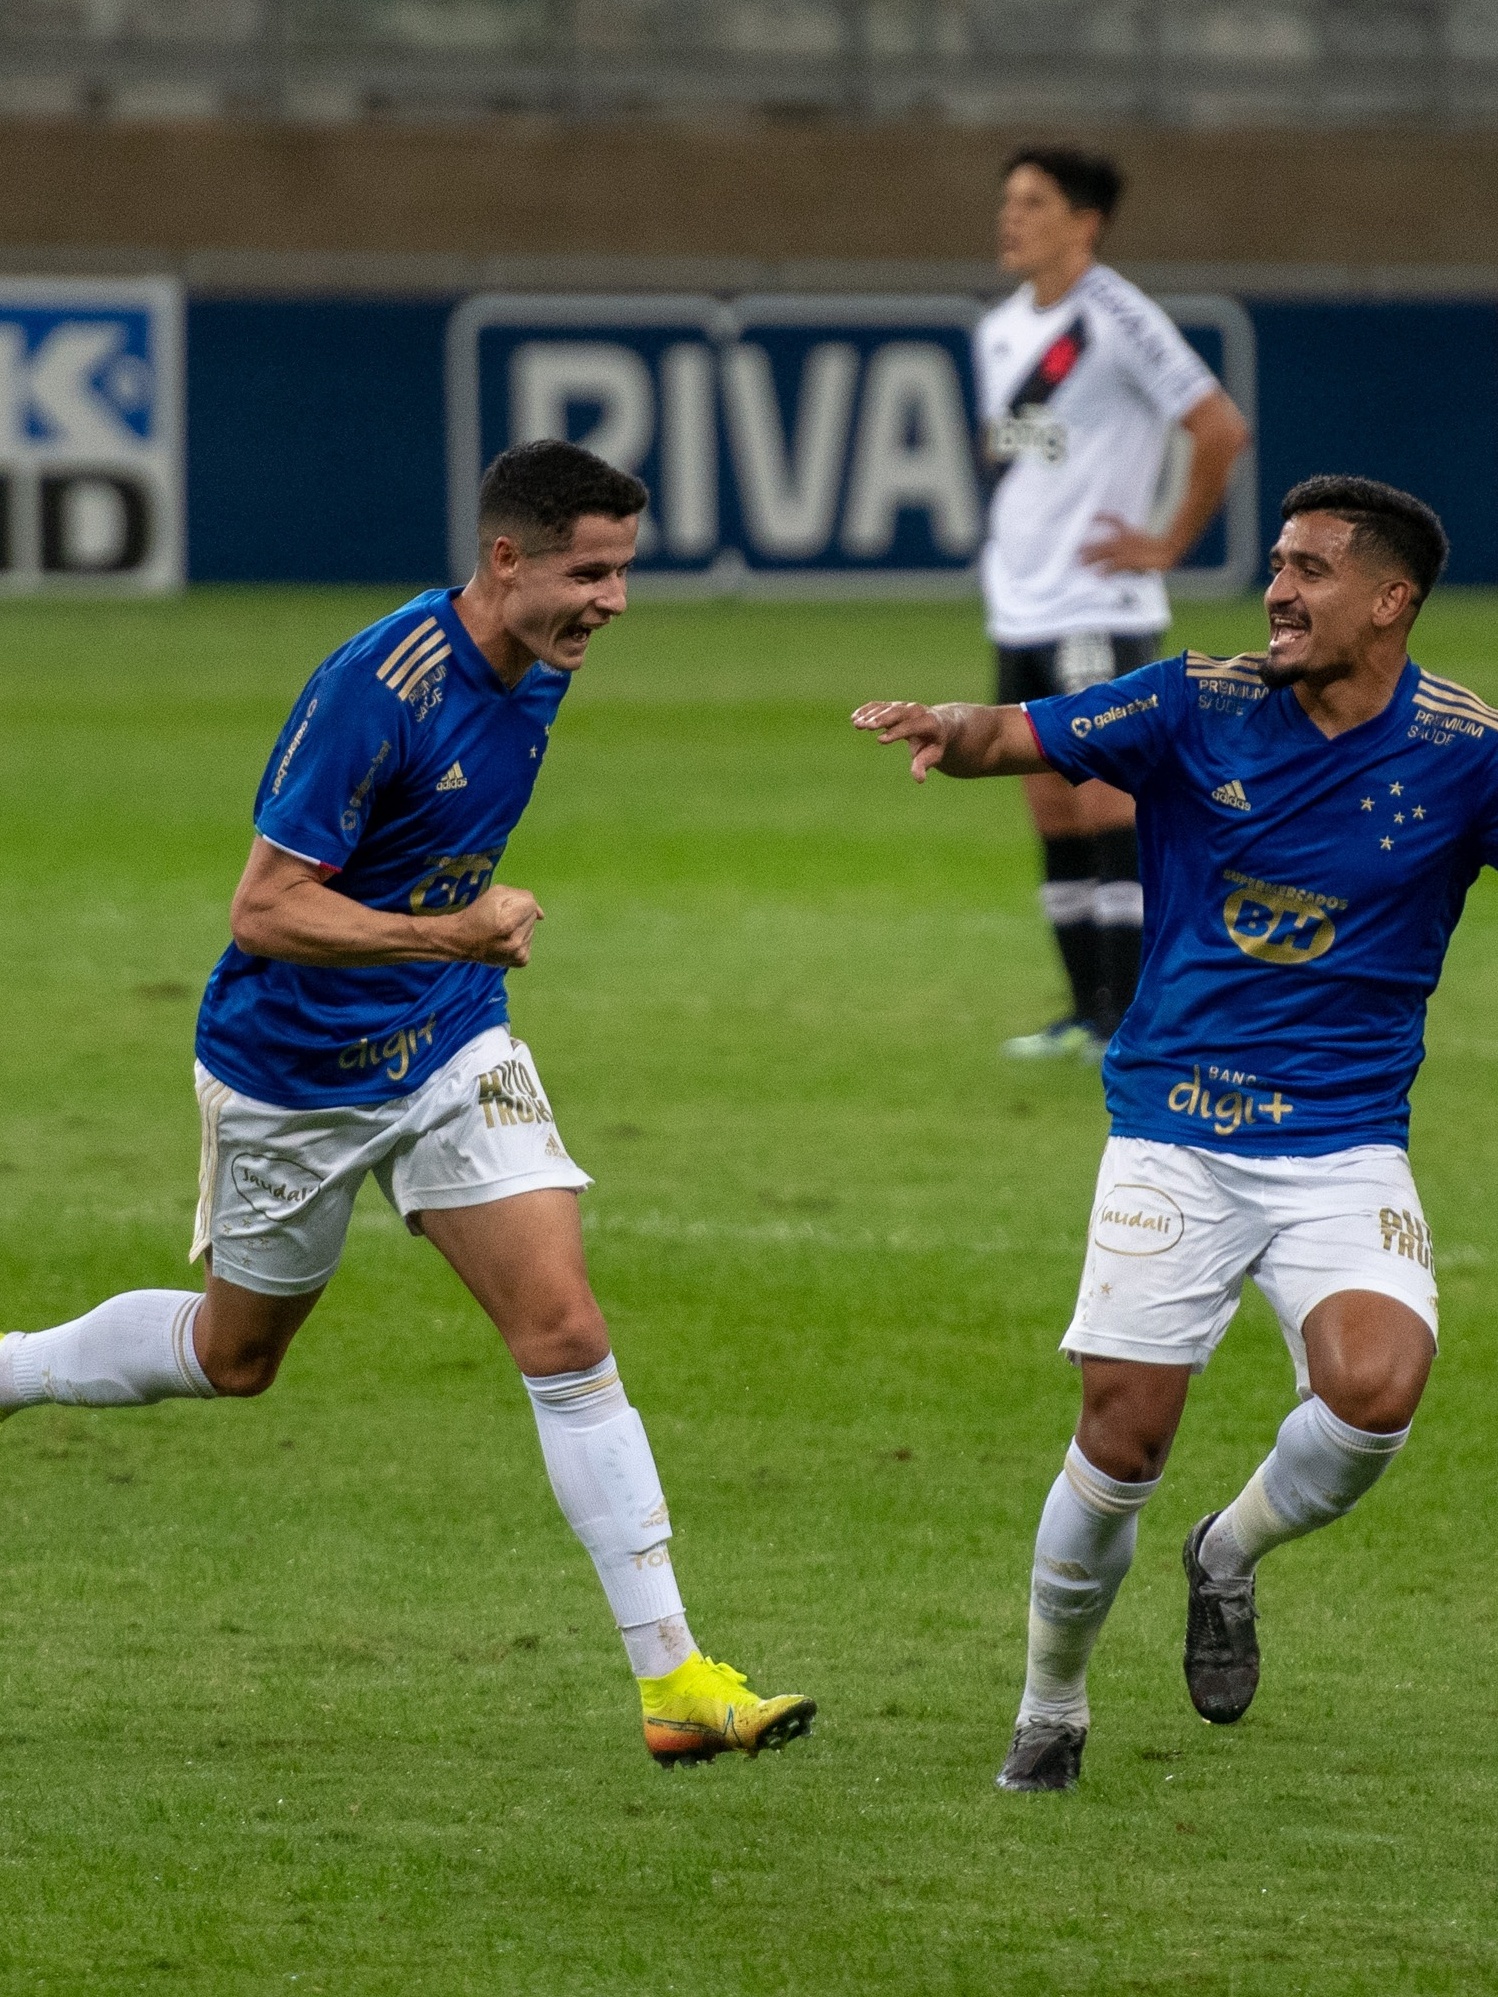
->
xmin=446 ymin=291 xmax=1257 ymax=594
xmin=0 ymin=277 xmax=184 ymax=592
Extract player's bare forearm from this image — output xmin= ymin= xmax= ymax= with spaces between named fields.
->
xmin=1082 ymin=388 xmax=1250 ymax=574
xmin=229 ymin=837 xmax=541 ymax=968
xmin=1160 ymin=388 xmax=1251 ymax=565
xmin=851 ymin=701 xmax=1049 ymax=781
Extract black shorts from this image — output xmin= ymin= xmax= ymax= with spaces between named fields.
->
xmin=995 ymin=630 xmax=1166 ymax=706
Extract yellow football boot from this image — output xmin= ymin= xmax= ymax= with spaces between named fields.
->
xmin=639 ymin=1652 xmax=816 ymax=1767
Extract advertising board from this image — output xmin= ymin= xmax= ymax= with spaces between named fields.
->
xmin=0 ymin=276 xmax=184 ymax=593
xmin=446 ymin=291 xmax=1257 ymax=596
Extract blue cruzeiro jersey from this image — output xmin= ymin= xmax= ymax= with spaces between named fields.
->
xmin=1025 ymin=650 xmax=1498 ymax=1155
xmin=196 ymin=588 xmax=570 ymax=1107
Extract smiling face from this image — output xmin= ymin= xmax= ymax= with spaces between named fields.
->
xmin=488 ymin=512 xmax=639 ymax=674
xmin=1261 ymin=511 xmax=1418 ymax=687
xmin=997 ymin=164 xmax=1102 ymax=281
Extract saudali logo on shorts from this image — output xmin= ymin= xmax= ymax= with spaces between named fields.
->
xmin=230 ymin=1153 xmax=321 ymax=1220
xmin=1092 ymin=1183 xmax=1185 ymax=1257
xmin=1221 ymin=869 xmax=1344 ymax=964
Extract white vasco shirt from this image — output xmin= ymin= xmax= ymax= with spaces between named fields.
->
xmin=974 ymin=263 xmax=1218 ymax=645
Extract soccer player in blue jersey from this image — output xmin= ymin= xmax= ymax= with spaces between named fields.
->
xmin=854 ymin=475 xmax=1482 ymax=1792
xmin=1 ymin=439 xmax=814 ymax=1768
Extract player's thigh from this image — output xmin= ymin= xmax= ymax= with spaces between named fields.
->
xmin=192 ymin=1064 xmax=381 ymax=1300
xmin=381 ymin=1027 xmax=601 ymax=1370
xmin=1252 ymin=1147 xmax=1439 ymax=1416
xmin=419 ymin=1191 xmax=607 ymax=1375
xmin=1060 ymin=1138 xmax=1266 ymax=1376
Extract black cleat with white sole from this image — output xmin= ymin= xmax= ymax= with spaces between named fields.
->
xmin=1183 ymin=1512 xmax=1260 ymax=1724
xmin=996 ymin=1719 xmax=1087 ymax=1792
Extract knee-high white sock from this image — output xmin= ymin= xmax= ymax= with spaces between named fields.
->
xmin=0 ymin=1292 xmax=214 ymax=1411
xmin=1200 ymin=1397 xmax=1409 ymax=1581
xmin=1017 ymin=1441 xmax=1160 ymax=1730
xmin=522 ymin=1353 xmax=695 ymax=1678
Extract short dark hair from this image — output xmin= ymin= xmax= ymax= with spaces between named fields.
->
xmin=1281 ymin=475 xmax=1449 ymax=606
xmin=1003 ymin=147 xmax=1124 ymax=221
xmin=477 ymin=439 xmax=648 ymax=549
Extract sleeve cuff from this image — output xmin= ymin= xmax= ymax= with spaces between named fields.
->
xmin=255 ymin=829 xmax=341 ymax=875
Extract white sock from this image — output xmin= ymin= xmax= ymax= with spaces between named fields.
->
xmin=0 ymin=1292 xmax=214 ymax=1410
xmin=1201 ymin=1396 xmax=1409 ymax=1580
xmin=1017 ymin=1441 xmax=1160 ymax=1730
xmin=522 ymin=1353 xmax=695 ymax=1677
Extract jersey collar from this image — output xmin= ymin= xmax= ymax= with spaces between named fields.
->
xmin=1278 ymin=656 xmax=1417 ymax=750
xmin=436 ymin=587 xmax=550 ymax=698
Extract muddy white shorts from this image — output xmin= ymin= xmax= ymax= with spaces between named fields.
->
xmin=191 ymin=1025 xmax=591 ymax=1296
xmin=1062 ymin=1137 xmax=1439 ymax=1393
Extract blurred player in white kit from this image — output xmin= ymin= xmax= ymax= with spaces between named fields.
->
xmin=978 ymin=147 xmax=1250 ymax=1057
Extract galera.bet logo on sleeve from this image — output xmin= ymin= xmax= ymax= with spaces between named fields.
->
xmin=0 ymin=276 xmax=184 ymax=592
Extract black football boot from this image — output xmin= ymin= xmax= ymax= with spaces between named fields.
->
xmin=1182 ymin=1512 xmax=1260 ymax=1724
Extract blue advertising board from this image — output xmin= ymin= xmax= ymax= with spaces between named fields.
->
xmin=0 ymin=276 xmax=183 ymax=591
xmin=180 ymin=292 xmax=1498 ymax=592
xmin=445 ymin=291 xmax=1258 ymax=595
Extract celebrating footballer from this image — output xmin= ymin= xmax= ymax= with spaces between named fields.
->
xmin=0 ymin=439 xmax=814 ymax=1769
xmin=855 ymin=475 xmax=1489 ymax=1792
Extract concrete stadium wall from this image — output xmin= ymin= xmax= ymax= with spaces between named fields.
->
xmin=6 ymin=118 xmax=1498 ymax=272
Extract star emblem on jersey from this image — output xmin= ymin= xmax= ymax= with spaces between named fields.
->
xmin=435 ymin=761 xmax=467 ymax=792
xmin=1211 ymin=779 xmax=1251 ymax=812
xmin=1359 ymin=782 xmax=1427 ymax=849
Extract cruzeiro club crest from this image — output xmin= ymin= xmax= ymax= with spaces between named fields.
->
xmin=1220 ymin=868 xmax=1345 ymax=964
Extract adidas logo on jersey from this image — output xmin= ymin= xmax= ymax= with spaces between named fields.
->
xmin=544 ymin=1132 xmax=566 ymax=1159
xmin=1211 ymin=779 xmax=1252 ymax=812
xmin=436 ymin=761 xmax=467 ymax=792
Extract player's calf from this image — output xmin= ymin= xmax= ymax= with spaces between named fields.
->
xmin=191 ymin=1279 xmax=323 ymax=1396
xmin=999 ymin=1440 xmax=1159 ymax=1791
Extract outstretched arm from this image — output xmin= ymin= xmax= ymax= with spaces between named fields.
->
xmin=850 ymin=700 xmax=1050 ymax=782
xmin=230 ymin=836 xmax=542 ymax=968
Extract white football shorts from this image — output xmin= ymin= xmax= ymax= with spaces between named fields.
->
xmin=191 ymin=1025 xmax=591 ymax=1296
xmin=1062 ymin=1137 xmax=1439 ymax=1393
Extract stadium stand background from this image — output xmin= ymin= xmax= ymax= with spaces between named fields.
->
xmin=5 ymin=0 xmax=1497 ymax=582
xmin=7 ymin=0 xmax=1498 ymax=280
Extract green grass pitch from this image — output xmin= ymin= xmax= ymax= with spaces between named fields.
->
xmin=2 ymin=586 xmax=1497 ymax=1995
